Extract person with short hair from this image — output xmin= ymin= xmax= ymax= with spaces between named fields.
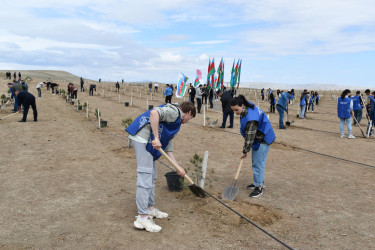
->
xmin=126 ymin=102 xmax=196 ymax=232
xmin=367 ymin=91 xmax=375 ymax=136
xmin=68 ymin=84 xmax=78 ymax=100
xmin=36 ymin=82 xmax=44 ymax=98
xmin=189 ymin=85 xmax=196 ymax=105
xmin=89 ymin=84 xmax=96 ymax=96
xmin=308 ymin=91 xmax=315 ymax=112
xmin=217 ymin=89 xmax=234 ymax=128
xmin=299 ymin=90 xmax=308 ymax=119
xmin=51 ymin=83 xmax=59 ymax=95
xmin=231 ymin=95 xmax=275 ymax=197
xmin=276 ymin=90 xmax=291 ymax=129
xmin=148 ymin=82 xmax=152 ymax=92
xmin=163 ymin=84 xmax=173 ymax=104
xmin=80 ymin=77 xmax=85 ymax=92
xmin=269 ymin=92 xmax=276 ymax=113
xmin=116 ymin=81 xmax=120 ymax=93
xmin=338 ymin=89 xmax=355 ymax=138
xmin=352 ymin=91 xmax=363 ymax=125
xmin=154 ymin=83 xmax=159 ymax=92
xmin=15 ymin=90 xmax=37 ymax=122
xmin=195 ymin=85 xmax=203 ymax=113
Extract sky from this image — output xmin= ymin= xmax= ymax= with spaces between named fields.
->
xmin=0 ymin=0 xmax=374 ymax=87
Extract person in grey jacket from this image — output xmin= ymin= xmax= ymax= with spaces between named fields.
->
xmin=195 ymin=84 xmax=203 ymax=113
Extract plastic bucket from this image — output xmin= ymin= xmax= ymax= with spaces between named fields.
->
xmin=148 ymin=105 xmax=154 ymax=110
xmin=125 ymin=102 xmax=129 ymax=107
xmin=164 ymin=171 xmax=183 ymax=192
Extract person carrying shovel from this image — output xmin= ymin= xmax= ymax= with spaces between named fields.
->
xmin=276 ymin=90 xmax=292 ymax=129
xmin=230 ymin=95 xmax=275 ymax=198
xmin=126 ymin=102 xmax=196 ymax=232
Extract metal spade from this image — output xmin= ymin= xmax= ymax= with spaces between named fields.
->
xmin=222 ymin=158 xmax=244 ymax=201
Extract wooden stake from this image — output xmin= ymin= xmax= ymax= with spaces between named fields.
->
xmin=86 ymin=101 xmax=89 ymax=118
xmin=98 ymin=109 xmax=101 ymax=129
xmin=199 ymin=151 xmax=209 ymax=188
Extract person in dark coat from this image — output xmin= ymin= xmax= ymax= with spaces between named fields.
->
xmin=15 ymin=90 xmax=37 ymax=122
xmin=189 ymin=85 xmax=196 ymax=105
xmin=80 ymin=77 xmax=84 ymax=92
xmin=217 ymin=90 xmax=234 ymax=128
xmin=209 ymin=88 xmax=214 ymax=108
xmin=89 ymin=84 xmax=97 ymax=96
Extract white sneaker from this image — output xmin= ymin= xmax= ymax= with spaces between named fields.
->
xmin=348 ymin=134 xmax=355 ymax=139
xmin=340 ymin=134 xmax=346 ymax=138
xmin=134 ymin=216 xmax=161 ymax=232
xmin=149 ymin=208 xmax=168 ymax=219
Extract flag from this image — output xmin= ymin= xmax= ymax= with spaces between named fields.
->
xmin=230 ymin=59 xmax=235 ymax=87
xmin=216 ymin=57 xmax=224 ymax=89
xmin=196 ymin=69 xmax=202 ymax=80
xmin=194 ymin=75 xmax=200 ymax=88
xmin=210 ymin=58 xmax=215 ymax=89
xmin=236 ymin=59 xmax=242 ymax=89
xmin=206 ymin=59 xmax=211 ymax=84
xmin=176 ymin=73 xmax=188 ymax=98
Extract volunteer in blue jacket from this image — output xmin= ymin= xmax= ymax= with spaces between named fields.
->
xmin=163 ymin=84 xmax=173 ymax=104
xmin=367 ymin=91 xmax=375 ymax=136
xmin=352 ymin=91 xmax=363 ymax=125
xmin=337 ymin=89 xmax=355 ymax=138
xmin=276 ymin=90 xmax=291 ymax=129
xmin=299 ymin=89 xmax=308 ymax=119
xmin=308 ymin=91 xmax=315 ymax=112
xmin=231 ymin=95 xmax=276 ymax=198
xmin=126 ymin=102 xmax=196 ymax=232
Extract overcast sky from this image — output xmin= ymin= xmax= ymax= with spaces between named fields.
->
xmin=0 ymin=0 xmax=374 ymax=87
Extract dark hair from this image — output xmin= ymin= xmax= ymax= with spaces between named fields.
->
xmin=365 ymin=89 xmax=370 ymax=93
xmin=180 ymin=101 xmax=196 ymax=117
xmin=230 ymin=95 xmax=255 ymax=109
xmin=341 ymin=89 xmax=351 ymax=99
xmin=356 ymin=91 xmax=360 ymax=94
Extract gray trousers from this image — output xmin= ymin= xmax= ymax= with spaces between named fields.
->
xmin=131 ymin=140 xmax=157 ymax=215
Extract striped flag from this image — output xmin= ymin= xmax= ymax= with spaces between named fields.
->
xmin=176 ymin=73 xmax=189 ymax=98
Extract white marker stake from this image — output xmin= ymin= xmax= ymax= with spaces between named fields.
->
xmin=200 ymin=151 xmax=209 ymax=189
xmin=86 ymin=101 xmax=89 ymax=118
xmin=146 ymin=98 xmax=149 ymax=110
xmin=203 ymin=105 xmax=206 ymax=127
xmin=98 ymin=109 xmax=101 ymax=129
xmin=77 ymin=100 xmax=79 ymax=111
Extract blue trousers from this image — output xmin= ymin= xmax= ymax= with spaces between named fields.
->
xmin=251 ymin=143 xmax=270 ymax=187
xmin=276 ymin=105 xmax=285 ymax=128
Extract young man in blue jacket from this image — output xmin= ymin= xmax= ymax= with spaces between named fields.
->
xmin=276 ymin=90 xmax=291 ymax=129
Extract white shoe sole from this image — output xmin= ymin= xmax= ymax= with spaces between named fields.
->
xmin=134 ymin=221 xmax=161 ymax=232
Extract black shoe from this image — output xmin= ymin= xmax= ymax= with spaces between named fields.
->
xmin=219 ymin=126 xmax=225 ymax=128
xmin=279 ymin=127 xmax=286 ymax=129
xmin=34 ymin=120 xmax=37 ymax=122
xmin=247 ymin=182 xmax=265 ymax=189
xmin=18 ymin=119 xmax=26 ymax=122
xmin=250 ymin=187 xmax=263 ymax=197
xmin=228 ymin=125 xmax=233 ymax=128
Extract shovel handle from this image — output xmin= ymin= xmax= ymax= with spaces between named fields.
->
xmin=234 ymin=158 xmax=244 ymax=180
xmin=156 ymin=146 xmax=195 ymax=185
xmin=0 ymin=112 xmax=18 ymax=120
xmin=352 ymin=114 xmax=366 ymax=137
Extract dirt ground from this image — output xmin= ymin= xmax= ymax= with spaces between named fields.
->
xmin=0 ymin=72 xmax=374 ymax=249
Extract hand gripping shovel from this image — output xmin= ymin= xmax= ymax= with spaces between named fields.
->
xmin=156 ymin=147 xmax=206 ymax=198
xmin=222 ymin=158 xmax=244 ymax=201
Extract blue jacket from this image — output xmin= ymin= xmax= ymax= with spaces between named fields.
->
xmin=337 ymin=97 xmax=352 ymax=119
xmin=240 ymin=103 xmax=275 ymax=150
xmin=126 ymin=104 xmax=181 ymax=160
xmin=300 ymin=95 xmax=307 ymax=106
xmin=277 ymin=92 xmax=290 ymax=111
xmin=164 ymin=87 xmax=173 ymax=96
xmin=351 ymin=95 xmax=362 ymax=111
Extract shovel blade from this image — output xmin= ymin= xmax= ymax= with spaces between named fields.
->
xmin=211 ymin=119 xmax=218 ymax=125
xmin=222 ymin=185 xmax=239 ymax=201
xmin=188 ymin=184 xmax=206 ymax=198
xmin=286 ymin=121 xmax=291 ymax=126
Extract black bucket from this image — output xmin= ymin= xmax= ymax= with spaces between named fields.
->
xmin=125 ymin=102 xmax=129 ymax=107
xmin=148 ymin=105 xmax=154 ymax=110
xmin=100 ymin=120 xmax=107 ymax=127
xmin=164 ymin=171 xmax=183 ymax=192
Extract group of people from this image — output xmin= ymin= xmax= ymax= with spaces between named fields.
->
xmin=126 ymin=90 xmax=274 ymax=232
xmin=5 ymin=71 xmax=21 ymax=80
xmin=6 ymin=79 xmax=37 ymax=122
xmin=337 ymin=89 xmax=375 ymax=138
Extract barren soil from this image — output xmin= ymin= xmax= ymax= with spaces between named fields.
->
xmin=0 ymin=72 xmax=374 ymax=249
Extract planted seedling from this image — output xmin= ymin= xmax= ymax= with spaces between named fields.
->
xmin=121 ymin=117 xmax=133 ymax=129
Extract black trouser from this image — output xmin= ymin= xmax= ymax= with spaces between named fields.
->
xmin=81 ymin=84 xmax=84 ymax=92
xmin=262 ymin=95 xmax=264 ymax=101
xmin=89 ymin=87 xmax=94 ymax=96
xmin=71 ymin=90 xmax=77 ymax=99
xmin=165 ymin=95 xmax=172 ymax=103
xmin=37 ymin=88 xmax=41 ymax=98
xmin=209 ymin=97 xmax=213 ymax=108
xmin=23 ymin=100 xmax=37 ymax=121
xmin=197 ymin=98 xmax=202 ymax=113
xmin=202 ymin=95 xmax=207 ymax=104
xmin=270 ymin=104 xmax=275 ymax=113
xmin=190 ymin=96 xmax=195 ymax=105
xmin=51 ymin=86 xmax=55 ymax=94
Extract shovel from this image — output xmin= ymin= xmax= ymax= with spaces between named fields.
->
xmin=222 ymin=158 xmax=244 ymax=201
xmin=285 ymin=104 xmax=291 ymax=126
xmin=352 ymin=115 xmax=366 ymax=138
xmin=156 ymin=146 xmax=206 ymax=198
xmin=0 ymin=112 xmax=18 ymax=120
xmin=211 ymin=112 xmax=222 ymax=126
